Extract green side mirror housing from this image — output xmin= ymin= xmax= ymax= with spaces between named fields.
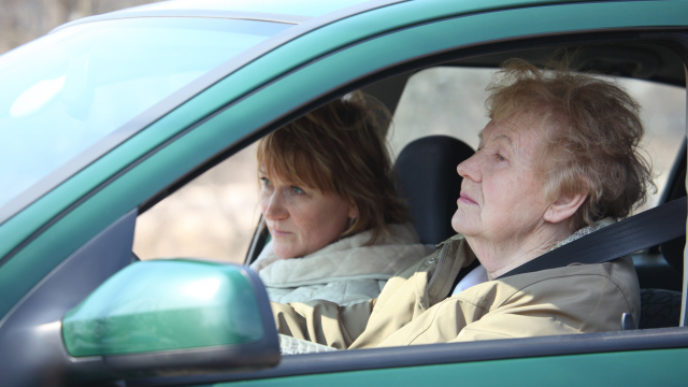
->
xmin=62 ymin=259 xmax=279 ymax=378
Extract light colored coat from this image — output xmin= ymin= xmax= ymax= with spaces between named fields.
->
xmin=271 ymin=234 xmax=640 ymax=349
xmin=251 ymin=223 xmax=432 ymax=305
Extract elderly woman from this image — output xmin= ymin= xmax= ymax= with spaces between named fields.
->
xmin=272 ymin=59 xmax=650 ymax=350
xmin=250 ymin=92 xmax=431 ymax=306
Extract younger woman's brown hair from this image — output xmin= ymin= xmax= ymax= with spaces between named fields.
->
xmin=257 ymin=91 xmax=409 ymax=243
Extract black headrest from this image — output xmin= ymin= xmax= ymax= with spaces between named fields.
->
xmin=394 ymin=135 xmax=475 ymax=245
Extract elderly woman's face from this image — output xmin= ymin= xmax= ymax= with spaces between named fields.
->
xmin=259 ymin=169 xmax=355 ymax=259
xmin=452 ymin=117 xmax=551 ymax=247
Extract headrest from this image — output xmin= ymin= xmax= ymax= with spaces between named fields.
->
xmin=394 ymin=135 xmax=474 ymax=245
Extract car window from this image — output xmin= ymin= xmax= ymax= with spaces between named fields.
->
xmin=390 ymin=66 xmax=686 ymax=207
xmin=134 ymin=65 xmax=686 ymax=264
xmin=134 ymin=143 xmax=260 ymax=263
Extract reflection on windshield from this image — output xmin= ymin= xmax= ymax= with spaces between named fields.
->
xmin=10 ymin=74 xmax=66 ymax=117
xmin=0 ymin=17 xmax=288 ymax=220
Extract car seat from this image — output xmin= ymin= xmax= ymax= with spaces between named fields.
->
xmin=394 ymin=135 xmax=475 ymax=245
xmin=640 ymin=144 xmax=686 ymax=329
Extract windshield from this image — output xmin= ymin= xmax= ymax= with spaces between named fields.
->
xmin=0 ymin=16 xmax=289 ymax=221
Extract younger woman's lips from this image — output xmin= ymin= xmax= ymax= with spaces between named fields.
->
xmin=268 ymin=225 xmax=291 ymax=236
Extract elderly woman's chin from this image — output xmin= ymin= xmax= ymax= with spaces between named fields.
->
xmin=451 ymin=207 xmax=476 ymax=236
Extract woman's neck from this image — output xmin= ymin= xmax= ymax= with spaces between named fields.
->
xmin=468 ymin=223 xmax=572 ymax=279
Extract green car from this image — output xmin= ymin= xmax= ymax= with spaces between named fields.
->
xmin=1 ymin=0 xmax=687 ymax=385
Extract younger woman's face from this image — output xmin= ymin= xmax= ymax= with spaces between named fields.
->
xmin=259 ymin=169 xmax=356 ymax=259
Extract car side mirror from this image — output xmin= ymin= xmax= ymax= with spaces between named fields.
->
xmin=61 ymin=259 xmax=279 ymax=383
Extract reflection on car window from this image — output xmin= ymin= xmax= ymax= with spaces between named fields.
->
xmin=0 ymin=17 xmax=288 ymax=218
xmin=391 ymin=67 xmax=685 ymax=207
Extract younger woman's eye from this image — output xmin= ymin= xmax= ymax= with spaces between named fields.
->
xmin=259 ymin=176 xmax=271 ymax=188
xmin=290 ymin=186 xmax=305 ymax=195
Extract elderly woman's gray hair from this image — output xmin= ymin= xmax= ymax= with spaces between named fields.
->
xmin=486 ymin=59 xmax=653 ymax=230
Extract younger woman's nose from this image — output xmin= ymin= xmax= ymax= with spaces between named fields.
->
xmin=262 ymin=192 xmax=288 ymax=220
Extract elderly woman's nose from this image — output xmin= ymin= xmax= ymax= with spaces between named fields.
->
xmin=456 ymin=154 xmax=479 ymax=180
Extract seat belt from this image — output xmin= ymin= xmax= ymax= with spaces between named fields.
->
xmin=499 ymin=196 xmax=686 ymax=278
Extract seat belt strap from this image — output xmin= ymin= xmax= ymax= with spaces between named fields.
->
xmin=500 ymin=196 xmax=686 ymax=278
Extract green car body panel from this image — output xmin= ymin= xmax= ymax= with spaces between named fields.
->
xmin=216 ymin=347 xmax=688 ymax=387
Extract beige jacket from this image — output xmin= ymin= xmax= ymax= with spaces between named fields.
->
xmin=271 ymin=234 xmax=640 ymax=349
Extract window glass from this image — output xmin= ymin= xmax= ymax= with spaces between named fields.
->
xmin=0 ymin=17 xmax=288 ymax=214
xmin=135 ymin=65 xmax=685 ymax=264
xmin=134 ymin=144 xmax=260 ymax=263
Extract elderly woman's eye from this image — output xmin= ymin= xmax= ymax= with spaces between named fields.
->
xmin=495 ymin=153 xmax=506 ymax=161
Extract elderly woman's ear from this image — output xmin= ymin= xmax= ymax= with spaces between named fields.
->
xmin=543 ymin=191 xmax=588 ymax=224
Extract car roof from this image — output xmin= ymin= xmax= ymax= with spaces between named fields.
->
xmin=55 ymin=0 xmax=684 ymax=88
xmin=57 ymin=0 xmax=578 ymax=26
xmin=55 ymin=0 xmax=404 ymax=30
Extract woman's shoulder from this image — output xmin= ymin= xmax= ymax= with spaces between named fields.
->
xmin=462 ymin=257 xmax=639 ymax=312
